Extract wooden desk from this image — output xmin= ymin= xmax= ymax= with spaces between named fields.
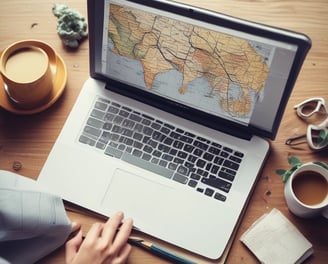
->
xmin=0 ymin=0 xmax=327 ymax=263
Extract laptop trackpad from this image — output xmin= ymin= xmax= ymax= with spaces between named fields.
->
xmin=102 ymin=168 xmax=202 ymax=236
xmin=101 ymin=168 xmax=231 ymax=257
xmin=101 ymin=168 xmax=184 ymax=226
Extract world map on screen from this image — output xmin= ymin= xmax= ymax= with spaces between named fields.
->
xmin=106 ymin=4 xmax=273 ymax=123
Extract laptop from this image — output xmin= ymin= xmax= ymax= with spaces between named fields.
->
xmin=38 ymin=0 xmax=311 ymax=260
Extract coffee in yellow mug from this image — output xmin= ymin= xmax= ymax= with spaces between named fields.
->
xmin=0 ymin=40 xmax=57 ymax=109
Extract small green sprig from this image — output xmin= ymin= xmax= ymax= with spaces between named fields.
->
xmin=276 ymin=156 xmax=302 ymax=183
xmin=276 ymin=156 xmax=328 ymax=183
xmin=318 ymin=129 xmax=328 ymax=147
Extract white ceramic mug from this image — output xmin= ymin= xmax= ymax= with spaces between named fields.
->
xmin=0 ymin=40 xmax=57 ymax=109
xmin=284 ymin=162 xmax=328 ymax=219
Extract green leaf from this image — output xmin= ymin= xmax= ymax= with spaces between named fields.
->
xmin=282 ymin=170 xmax=293 ymax=183
xmin=288 ymin=156 xmax=302 ymax=167
xmin=318 ymin=129 xmax=328 ymax=146
xmin=313 ymin=161 xmax=328 ymax=170
xmin=290 ymin=165 xmax=300 ymax=172
xmin=276 ymin=169 xmax=287 ymax=175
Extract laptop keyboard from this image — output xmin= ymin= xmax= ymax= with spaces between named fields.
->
xmin=79 ymin=97 xmax=244 ymax=202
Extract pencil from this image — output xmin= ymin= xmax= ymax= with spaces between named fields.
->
xmin=128 ymin=236 xmax=197 ymax=264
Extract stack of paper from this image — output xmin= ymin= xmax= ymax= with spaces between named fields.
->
xmin=240 ymin=208 xmax=313 ymax=264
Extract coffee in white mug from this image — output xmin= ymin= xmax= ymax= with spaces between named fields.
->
xmin=284 ymin=163 xmax=328 ymax=219
xmin=292 ymin=170 xmax=328 ymax=205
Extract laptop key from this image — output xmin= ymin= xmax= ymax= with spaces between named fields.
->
xmin=159 ymin=160 xmax=168 ymax=167
xmin=134 ymin=123 xmax=143 ymax=133
xmin=91 ymin=109 xmax=105 ymax=119
xmin=234 ymin=151 xmax=244 ymax=158
xmin=108 ymin=106 xmax=119 ymax=114
xmin=223 ymin=147 xmax=233 ymax=153
xmin=188 ymin=179 xmax=198 ymax=188
xmin=168 ymin=162 xmax=177 ymax=171
xmin=160 ymin=126 xmax=170 ymax=134
xmin=133 ymin=132 xmax=143 ymax=141
xmin=142 ymin=153 xmax=151 ymax=161
xmin=208 ymin=146 xmax=220 ymax=155
xmin=130 ymin=113 xmax=142 ymax=122
xmin=162 ymin=154 xmax=173 ymax=161
xmin=104 ymin=113 xmax=115 ymax=122
xmin=205 ymin=188 xmax=214 ymax=197
xmin=103 ymin=123 xmax=112 ymax=131
xmin=177 ymin=151 xmax=188 ymax=159
xmin=96 ymin=141 xmax=106 ymax=149
xmin=177 ymin=165 xmax=189 ymax=175
xmin=95 ymin=101 xmax=108 ymax=111
xmin=190 ymin=173 xmax=201 ymax=181
xmin=105 ymin=146 xmax=123 ymax=158
xmin=218 ymin=171 xmax=235 ymax=182
xmin=220 ymin=152 xmax=229 ymax=158
xmin=151 ymin=157 xmax=159 ymax=164
xmin=193 ymin=148 xmax=203 ymax=157
xmin=221 ymin=167 xmax=237 ymax=176
xmin=79 ymin=135 xmax=96 ymax=146
xmin=201 ymin=177 xmax=232 ymax=193
xmin=83 ymin=126 xmax=101 ymax=138
xmin=173 ymin=173 xmax=188 ymax=184
xmin=214 ymin=192 xmax=227 ymax=202
xmin=229 ymin=155 xmax=242 ymax=164
xmin=194 ymin=140 xmax=208 ymax=151
xmin=203 ymin=152 xmax=214 ymax=162
xmin=132 ymin=149 xmax=142 ymax=157
xmin=121 ymin=152 xmax=173 ymax=179
xmin=223 ymin=160 xmax=240 ymax=171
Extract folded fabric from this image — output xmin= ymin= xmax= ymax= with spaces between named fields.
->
xmin=240 ymin=208 xmax=313 ymax=264
xmin=0 ymin=170 xmax=72 ymax=264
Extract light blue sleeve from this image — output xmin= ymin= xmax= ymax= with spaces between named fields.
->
xmin=0 ymin=171 xmax=72 ymax=264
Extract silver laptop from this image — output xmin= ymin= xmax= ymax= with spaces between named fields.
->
xmin=38 ymin=0 xmax=311 ymax=260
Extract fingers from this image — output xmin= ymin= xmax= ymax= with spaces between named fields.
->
xmin=113 ymin=244 xmax=132 ymax=264
xmin=101 ymin=211 xmax=133 ymax=245
xmin=83 ymin=222 xmax=104 ymax=245
xmin=71 ymin=222 xmax=82 ymax=233
xmin=65 ymin=230 xmax=83 ymax=263
xmin=112 ymin=217 xmax=133 ymax=249
xmin=101 ymin=211 xmax=125 ymax=242
xmin=65 ymin=212 xmax=133 ymax=264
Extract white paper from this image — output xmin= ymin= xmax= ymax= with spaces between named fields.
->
xmin=240 ymin=208 xmax=313 ymax=264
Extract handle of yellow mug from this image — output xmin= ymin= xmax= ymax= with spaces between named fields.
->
xmin=22 ymin=40 xmax=57 ymax=76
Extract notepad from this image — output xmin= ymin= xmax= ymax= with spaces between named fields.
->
xmin=240 ymin=208 xmax=313 ymax=264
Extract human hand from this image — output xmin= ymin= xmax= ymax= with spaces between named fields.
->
xmin=65 ymin=212 xmax=133 ymax=264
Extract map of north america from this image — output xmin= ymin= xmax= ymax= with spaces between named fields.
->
xmin=107 ymin=4 xmax=270 ymax=121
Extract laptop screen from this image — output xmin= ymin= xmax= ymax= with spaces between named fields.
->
xmin=88 ymin=0 xmax=311 ymax=140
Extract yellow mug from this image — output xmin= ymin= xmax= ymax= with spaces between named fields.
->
xmin=0 ymin=40 xmax=57 ymax=109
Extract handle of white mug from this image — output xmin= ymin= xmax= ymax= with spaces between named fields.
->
xmin=322 ymin=206 xmax=328 ymax=219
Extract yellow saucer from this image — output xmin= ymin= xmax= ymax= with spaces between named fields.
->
xmin=0 ymin=52 xmax=67 ymax=115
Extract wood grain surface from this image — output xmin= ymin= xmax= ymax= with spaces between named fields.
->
xmin=0 ymin=0 xmax=327 ymax=263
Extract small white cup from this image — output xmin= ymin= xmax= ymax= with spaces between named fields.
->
xmin=284 ymin=162 xmax=328 ymax=219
